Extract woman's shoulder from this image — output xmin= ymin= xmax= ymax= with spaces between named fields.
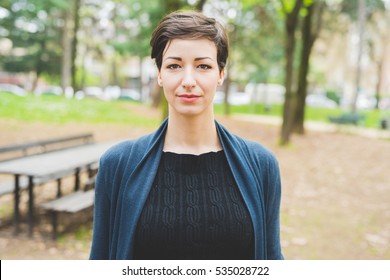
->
xmin=238 ymin=136 xmax=278 ymax=163
xmin=229 ymin=135 xmax=281 ymax=187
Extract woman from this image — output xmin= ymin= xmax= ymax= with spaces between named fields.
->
xmin=90 ymin=10 xmax=283 ymax=260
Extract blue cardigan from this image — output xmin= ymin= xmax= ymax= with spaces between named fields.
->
xmin=90 ymin=120 xmax=283 ymax=259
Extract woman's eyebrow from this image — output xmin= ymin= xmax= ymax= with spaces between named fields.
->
xmin=164 ymin=56 xmax=182 ymax=61
xmin=195 ymin=57 xmax=214 ymax=61
xmin=164 ymin=56 xmax=215 ymax=61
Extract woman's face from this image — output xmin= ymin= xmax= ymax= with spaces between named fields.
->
xmin=158 ymin=38 xmax=224 ymax=118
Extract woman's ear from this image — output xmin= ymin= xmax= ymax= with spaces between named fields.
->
xmin=218 ymin=69 xmax=225 ymax=86
xmin=157 ymin=70 xmax=163 ymax=86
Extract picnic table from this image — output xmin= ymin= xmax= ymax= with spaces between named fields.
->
xmin=0 ymin=141 xmax=114 ymax=237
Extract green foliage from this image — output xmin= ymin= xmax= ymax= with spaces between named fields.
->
xmin=75 ymin=69 xmax=101 ymax=88
xmin=108 ymin=0 xmax=193 ymax=59
xmin=340 ymin=0 xmax=385 ymax=20
xmin=0 ymin=0 xmax=69 ymax=78
xmin=40 ymin=72 xmax=61 ymax=85
xmin=228 ymin=1 xmax=285 ymax=84
xmin=104 ymin=1 xmax=151 ymax=58
xmin=281 ymin=0 xmax=297 ymax=13
xmin=325 ymin=89 xmax=341 ymax=105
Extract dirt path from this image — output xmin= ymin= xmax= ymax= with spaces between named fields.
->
xmin=1 ymin=113 xmax=389 ymax=259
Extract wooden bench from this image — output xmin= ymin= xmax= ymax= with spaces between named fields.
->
xmin=40 ymin=187 xmax=95 ymax=240
xmin=0 ymin=138 xmax=111 ymax=237
xmin=0 ymin=133 xmax=98 ymax=236
xmin=328 ymin=113 xmax=366 ymax=126
xmin=0 ymin=133 xmax=94 ymax=199
xmin=0 ymin=133 xmax=94 ymax=162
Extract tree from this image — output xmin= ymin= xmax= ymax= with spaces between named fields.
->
xmin=71 ymin=0 xmax=81 ymax=91
xmin=293 ymin=1 xmax=324 ymax=134
xmin=0 ymin=0 xmax=70 ymax=91
xmin=280 ymin=0 xmax=303 ymax=145
xmin=241 ymin=1 xmax=285 ymax=108
xmin=351 ymin=0 xmax=366 ymax=113
xmin=367 ymin=6 xmax=390 ymax=109
xmin=61 ymin=3 xmax=73 ymax=92
xmin=204 ymin=0 xmax=284 ymax=116
xmin=279 ymin=0 xmax=325 ymax=144
xmin=339 ymin=0 xmax=386 ymax=112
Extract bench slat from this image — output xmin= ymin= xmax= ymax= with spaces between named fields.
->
xmin=40 ymin=190 xmax=94 ymax=213
xmin=0 ymin=133 xmax=94 ymax=162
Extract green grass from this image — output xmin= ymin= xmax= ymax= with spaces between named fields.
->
xmin=215 ymin=103 xmax=385 ymax=129
xmin=1 ymin=92 xmax=386 ymax=129
xmin=0 ymin=93 xmax=159 ymax=127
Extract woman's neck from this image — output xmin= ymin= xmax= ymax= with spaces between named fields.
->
xmin=163 ymin=113 xmax=222 ymax=155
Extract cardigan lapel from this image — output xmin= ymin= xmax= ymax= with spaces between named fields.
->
xmin=115 ymin=120 xmax=168 ymax=259
xmin=215 ymin=121 xmax=267 ymax=259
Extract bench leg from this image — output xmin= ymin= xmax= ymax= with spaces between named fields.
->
xmin=87 ymin=164 xmax=92 ymax=178
xmin=74 ymin=168 xmax=80 ymax=191
xmin=87 ymin=164 xmax=97 ymax=178
xmin=13 ymin=175 xmax=20 ymax=236
xmin=56 ymin=178 xmax=62 ymax=198
xmin=27 ymin=176 xmax=35 ymax=237
xmin=51 ymin=211 xmax=58 ymax=240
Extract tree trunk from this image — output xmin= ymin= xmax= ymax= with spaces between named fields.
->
xmin=372 ymin=27 xmax=389 ymax=110
xmin=110 ymin=54 xmax=118 ymax=86
xmin=61 ymin=9 xmax=72 ymax=93
xmin=79 ymin=47 xmax=88 ymax=90
xmin=31 ymin=72 xmax=40 ymax=93
xmin=195 ymin=0 xmax=207 ymax=11
xmin=351 ymin=0 xmax=366 ymax=113
xmin=280 ymin=0 xmax=303 ymax=145
xmin=71 ymin=0 xmax=81 ymax=92
xmin=110 ymin=6 xmax=119 ymax=87
xmin=164 ymin=0 xmax=182 ymax=12
xmin=223 ymin=74 xmax=232 ymax=115
xmin=280 ymin=33 xmax=296 ymax=144
xmin=293 ymin=3 xmax=315 ymax=134
xmin=374 ymin=48 xmax=385 ymax=109
xmin=32 ymin=40 xmax=46 ymax=92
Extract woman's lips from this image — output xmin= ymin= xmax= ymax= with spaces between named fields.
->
xmin=178 ymin=94 xmax=201 ymax=103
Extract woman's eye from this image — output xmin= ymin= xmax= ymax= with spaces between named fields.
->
xmin=198 ymin=64 xmax=212 ymax=70
xmin=167 ymin=64 xmax=181 ymax=70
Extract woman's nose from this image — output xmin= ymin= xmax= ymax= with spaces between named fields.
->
xmin=181 ymin=68 xmax=196 ymax=89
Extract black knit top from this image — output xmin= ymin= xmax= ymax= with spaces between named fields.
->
xmin=133 ymin=150 xmax=254 ymax=260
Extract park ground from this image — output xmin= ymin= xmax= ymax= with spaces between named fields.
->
xmin=0 ymin=103 xmax=389 ymax=260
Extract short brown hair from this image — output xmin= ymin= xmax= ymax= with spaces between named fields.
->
xmin=150 ymin=10 xmax=229 ymax=72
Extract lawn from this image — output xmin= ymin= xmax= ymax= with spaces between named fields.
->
xmin=1 ymin=92 xmax=385 ymax=129
xmin=214 ymin=103 xmax=385 ymax=129
xmin=0 ymin=93 xmax=159 ymax=127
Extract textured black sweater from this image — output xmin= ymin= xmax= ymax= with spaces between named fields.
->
xmin=133 ymin=151 xmax=254 ymax=260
